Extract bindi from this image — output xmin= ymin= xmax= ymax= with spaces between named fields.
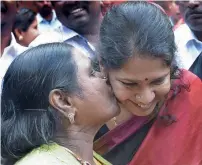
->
xmin=145 ymin=78 xmax=148 ymax=81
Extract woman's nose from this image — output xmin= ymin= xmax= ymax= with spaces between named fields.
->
xmin=135 ymin=88 xmax=155 ymax=105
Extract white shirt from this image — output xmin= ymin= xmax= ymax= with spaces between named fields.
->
xmin=174 ymin=24 xmax=202 ymax=69
xmin=36 ymin=10 xmax=61 ymax=33
xmin=0 ymin=33 xmax=27 ymax=93
xmin=29 ymin=31 xmax=63 ymax=47
xmin=30 ymin=24 xmax=95 ymax=58
xmin=56 ymin=25 xmax=95 ymax=57
xmin=29 ymin=25 xmax=84 ymax=46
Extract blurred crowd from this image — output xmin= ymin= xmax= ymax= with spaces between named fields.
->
xmin=3 ymin=1 xmax=184 ymax=47
xmin=1 ymin=1 xmax=201 ymax=78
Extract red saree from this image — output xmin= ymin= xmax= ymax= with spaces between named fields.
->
xmin=94 ymin=70 xmax=202 ymax=165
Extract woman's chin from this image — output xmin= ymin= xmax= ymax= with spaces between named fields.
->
xmin=129 ymin=103 xmax=157 ymax=117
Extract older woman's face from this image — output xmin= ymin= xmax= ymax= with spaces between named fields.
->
xmin=71 ymin=50 xmax=120 ymax=126
xmin=108 ymin=56 xmax=171 ymax=117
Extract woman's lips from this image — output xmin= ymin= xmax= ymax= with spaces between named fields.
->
xmin=129 ymin=100 xmax=154 ymax=111
xmin=137 ymin=103 xmax=152 ymax=109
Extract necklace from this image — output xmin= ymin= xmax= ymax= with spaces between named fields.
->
xmin=112 ymin=117 xmax=118 ymax=126
xmin=64 ymin=147 xmax=92 ymax=165
xmin=46 ymin=143 xmax=93 ymax=165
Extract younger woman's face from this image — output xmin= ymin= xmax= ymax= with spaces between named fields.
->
xmin=20 ymin=18 xmax=39 ymax=47
xmin=108 ymin=56 xmax=171 ymax=117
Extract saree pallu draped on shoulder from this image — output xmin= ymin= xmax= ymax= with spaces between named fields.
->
xmin=94 ymin=115 xmax=149 ymax=155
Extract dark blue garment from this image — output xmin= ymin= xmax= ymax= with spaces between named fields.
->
xmin=189 ymin=52 xmax=202 ymax=79
xmin=65 ymin=35 xmax=95 ymax=58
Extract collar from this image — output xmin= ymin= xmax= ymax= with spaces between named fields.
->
xmin=37 ymin=10 xmax=57 ymax=24
xmin=56 ymin=24 xmax=80 ymax=42
xmin=56 ymin=24 xmax=95 ymax=51
xmin=2 ymin=33 xmax=18 ymax=58
xmin=176 ymin=24 xmax=202 ymax=47
xmin=10 ymin=33 xmax=17 ymax=47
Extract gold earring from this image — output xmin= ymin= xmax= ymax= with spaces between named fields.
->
xmin=68 ymin=113 xmax=75 ymax=124
xmin=19 ymin=35 xmax=23 ymax=41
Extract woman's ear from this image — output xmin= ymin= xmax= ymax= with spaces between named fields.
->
xmin=49 ymin=89 xmax=76 ymax=124
xmin=14 ymin=28 xmax=24 ymax=41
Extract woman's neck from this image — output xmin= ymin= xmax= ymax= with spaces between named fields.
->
xmin=106 ymin=106 xmax=133 ymax=130
xmin=82 ymin=14 xmax=103 ymax=45
xmin=55 ymin=126 xmax=99 ymax=165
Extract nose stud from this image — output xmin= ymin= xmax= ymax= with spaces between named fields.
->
xmin=135 ymin=94 xmax=142 ymax=99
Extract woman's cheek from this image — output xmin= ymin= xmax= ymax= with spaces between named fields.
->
xmin=155 ymin=80 xmax=171 ymax=99
xmin=111 ymin=82 xmax=132 ymax=102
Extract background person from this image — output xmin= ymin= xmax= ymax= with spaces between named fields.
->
xmin=175 ymin=1 xmax=202 ymax=79
xmin=35 ymin=0 xmax=61 ymax=32
xmin=0 ymin=0 xmax=26 ymax=95
xmin=13 ymin=8 xmax=40 ymax=47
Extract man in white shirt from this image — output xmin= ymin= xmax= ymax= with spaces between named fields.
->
xmin=175 ymin=1 xmax=202 ymax=78
xmin=1 ymin=1 xmax=27 ymax=92
xmin=30 ymin=1 xmax=103 ymax=58
xmin=51 ymin=1 xmax=103 ymax=58
xmin=35 ymin=1 xmax=61 ymax=33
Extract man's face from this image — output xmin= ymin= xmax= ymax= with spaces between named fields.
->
xmin=53 ymin=1 xmax=101 ymax=32
xmin=176 ymin=1 xmax=202 ymax=31
xmin=35 ymin=1 xmax=53 ymax=18
xmin=1 ymin=0 xmax=17 ymax=37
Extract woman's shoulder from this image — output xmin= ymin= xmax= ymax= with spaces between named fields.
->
xmin=15 ymin=143 xmax=81 ymax=165
xmin=181 ymin=69 xmax=201 ymax=84
xmin=173 ymin=69 xmax=201 ymax=96
xmin=167 ymin=69 xmax=202 ymax=113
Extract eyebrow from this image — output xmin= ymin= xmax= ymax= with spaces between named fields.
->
xmin=118 ymin=72 xmax=170 ymax=83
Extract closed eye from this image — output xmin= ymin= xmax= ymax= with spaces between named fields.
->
xmin=121 ymin=81 xmax=138 ymax=87
xmin=151 ymin=77 xmax=166 ymax=85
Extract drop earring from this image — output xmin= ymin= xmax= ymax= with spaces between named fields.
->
xmin=68 ymin=113 xmax=75 ymax=124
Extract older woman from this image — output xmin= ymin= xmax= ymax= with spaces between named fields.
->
xmin=94 ymin=2 xmax=202 ymax=165
xmin=1 ymin=43 xmax=120 ymax=165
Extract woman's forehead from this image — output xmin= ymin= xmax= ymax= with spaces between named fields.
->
xmin=123 ymin=56 xmax=166 ymax=70
xmin=110 ymin=57 xmax=170 ymax=80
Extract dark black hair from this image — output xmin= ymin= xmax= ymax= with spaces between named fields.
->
xmin=13 ymin=8 xmax=36 ymax=32
xmin=1 ymin=43 xmax=80 ymax=164
xmin=99 ymin=1 xmax=189 ymax=124
xmin=99 ymin=1 xmax=177 ymax=71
